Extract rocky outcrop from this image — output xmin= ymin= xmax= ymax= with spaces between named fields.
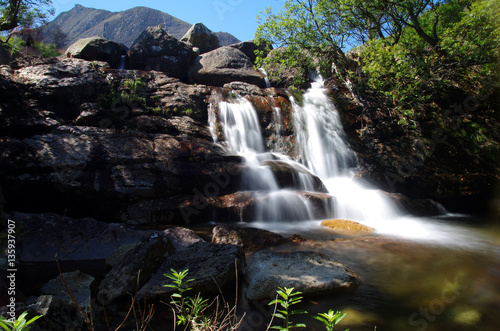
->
xmin=188 ymin=47 xmax=266 ymax=87
xmin=137 ymin=242 xmax=244 ymax=302
xmin=65 ymin=36 xmax=126 ymax=69
xmin=245 ymin=251 xmax=360 ymax=301
xmin=181 ymin=23 xmax=219 ymax=54
xmin=127 ymin=26 xmax=195 ymax=80
xmin=229 ymin=40 xmax=269 ymax=64
xmin=212 ymin=224 xmax=285 ymax=250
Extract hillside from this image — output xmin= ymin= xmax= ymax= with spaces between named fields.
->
xmin=40 ymin=4 xmax=240 ymax=49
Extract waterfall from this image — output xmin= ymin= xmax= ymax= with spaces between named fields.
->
xmin=210 ymin=81 xmax=485 ymax=246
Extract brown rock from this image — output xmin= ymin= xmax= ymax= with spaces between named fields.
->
xmin=321 ymin=219 xmax=375 ymax=233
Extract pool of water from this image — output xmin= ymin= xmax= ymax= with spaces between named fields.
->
xmin=236 ymin=215 xmax=500 ymax=331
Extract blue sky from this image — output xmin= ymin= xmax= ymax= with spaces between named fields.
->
xmin=50 ymin=0 xmax=285 ymax=42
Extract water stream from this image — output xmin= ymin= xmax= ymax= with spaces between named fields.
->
xmin=211 ymin=78 xmax=500 ymax=330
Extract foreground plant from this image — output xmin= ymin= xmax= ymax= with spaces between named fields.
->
xmin=268 ymin=287 xmax=307 ymax=330
xmin=164 ymin=268 xmax=243 ymax=330
xmin=313 ymin=309 xmax=347 ymax=331
xmin=0 ymin=312 xmax=42 ymax=331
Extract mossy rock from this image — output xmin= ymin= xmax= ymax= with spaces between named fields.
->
xmin=321 ymin=219 xmax=375 ymax=233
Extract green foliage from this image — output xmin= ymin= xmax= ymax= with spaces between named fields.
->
xmin=268 ymin=287 xmax=308 ymax=330
xmin=0 ymin=312 xmax=42 ymax=331
xmin=0 ymin=0 xmax=54 ymax=33
xmin=2 ymin=36 xmax=60 ymax=57
xmin=99 ymin=77 xmax=147 ymax=110
xmin=313 ymin=310 xmax=347 ymax=331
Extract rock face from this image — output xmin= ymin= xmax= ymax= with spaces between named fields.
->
xmin=188 ymin=46 xmax=266 ymax=87
xmin=229 ymin=40 xmax=269 ymax=64
xmin=128 ymin=26 xmax=195 ymax=80
xmin=65 ymin=36 xmax=126 ymax=69
xmin=181 ymin=23 xmax=219 ymax=54
xmin=245 ymin=251 xmax=360 ymax=301
xmin=41 ymin=271 xmax=95 ymax=308
xmin=137 ymin=242 xmax=244 ymax=302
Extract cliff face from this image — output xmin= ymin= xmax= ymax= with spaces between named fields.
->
xmin=40 ymin=5 xmax=241 ymax=49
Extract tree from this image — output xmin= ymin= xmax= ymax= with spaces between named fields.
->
xmin=0 ymin=0 xmax=54 ymax=37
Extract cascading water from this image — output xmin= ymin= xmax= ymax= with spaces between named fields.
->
xmin=212 ymin=80 xmax=491 ymax=248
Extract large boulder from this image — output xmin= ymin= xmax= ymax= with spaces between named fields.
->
xmin=245 ymin=251 xmax=360 ymax=301
xmin=188 ymin=46 xmax=266 ymax=87
xmin=181 ymin=23 xmax=219 ymax=54
xmin=66 ymin=36 xmax=126 ymax=69
xmin=229 ymin=40 xmax=270 ymax=64
xmin=97 ymin=233 xmax=175 ymax=305
xmin=128 ymin=26 xmax=195 ymax=80
xmin=137 ymin=242 xmax=244 ymax=302
xmin=41 ymin=271 xmax=95 ymax=309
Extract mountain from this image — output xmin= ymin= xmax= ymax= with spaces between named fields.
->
xmin=40 ymin=4 xmax=240 ymax=49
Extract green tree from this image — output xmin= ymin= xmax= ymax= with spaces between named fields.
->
xmin=0 ymin=0 xmax=54 ymax=36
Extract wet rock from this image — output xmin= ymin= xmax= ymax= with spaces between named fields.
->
xmin=66 ymin=36 xmax=126 ymax=69
xmin=181 ymin=23 xmax=219 ymax=54
xmin=245 ymin=251 xmax=360 ymax=301
xmin=128 ymin=26 xmax=195 ymax=80
xmin=262 ymin=160 xmax=328 ymax=193
xmin=162 ymin=227 xmax=205 ymax=251
xmin=188 ymin=47 xmax=266 ymax=87
xmin=207 ymin=191 xmax=335 ymax=222
xmin=321 ymin=219 xmax=375 ymax=233
xmin=382 ymin=192 xmax=447 ymax=217
xmin=212 ymin=224 xmax=285 ymax=250
xmin=41 ymin=271 xmax=95 ymax=308
xmin=137 ymin=242 xmax=244 ymax=302
xmin=97 ymin=233 xmax=175 ymax=305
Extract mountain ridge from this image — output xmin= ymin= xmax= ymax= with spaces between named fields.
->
xmin=41 ymin=4 xmax=240 ymax=49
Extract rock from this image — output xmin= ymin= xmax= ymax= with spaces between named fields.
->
xmin=66 ymin=36 xmax=126 ymax=69
xmin=262 ymin=160 xmax=328 ymax=193
xmin=125 ymin=115 xmax=179 ymax=134
xmin=137 ymin=242 xmax=244 ymax=302
xmin=41 ymin=271 xmax=95 ymax=308
xmin=28 ymin=295 xmax=87 ymax=331
xmin=97 ymin=233 xmax=175 ymax=305
xmin=0 ymin=128 xmax=243 ymax=223
xmin=181 ymin=23 xmax=219 ymax=54
xmin=382 ymin=192 xmax=447 ymax=217
xmin=212 ymin=225 xmax=285 ymax=250
xmin=188 ymin=46 xmax=266 ymax=87
xmin=245 ymin=251 xmax=360 ymax=301
xmin=13 ymin=213 xmax=149 ymax=262
xmin=321 ymin=219 xmax=375 ymax=233
xmin=263 ymin=48 xmax=309 ymax=88
xmin=229 ymin=40 xmax=270 ymax=64
xmin=207 ymin=191 xmax=335 ymax=222
xmin=0 ymin=44 xmax=12 ymax=65
xmin=162 ymin=227 xmax=205 ymax=251
xmin=128 ymin=26 xmax=195 ymax=80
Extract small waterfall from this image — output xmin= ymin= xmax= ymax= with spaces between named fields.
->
xmin=258 ymin=68 xmax=271 ymax=88
xmin=118 ymin=55 xmax=126 ymax=70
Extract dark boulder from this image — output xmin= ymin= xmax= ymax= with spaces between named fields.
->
xmin=137 ymin=242 xmax=244 ymax=302
xmin=188 ymin=46 xmax=266 ymax=87
xmin=66 ymin=36 xmax=126 ymax=69
xmin=228 ymin=40 xmax=270 ymax=64
xmin=0 ymin=44 xmax=12 ymax=65
xmin=128 ymin=26 xmax=195 ymax=80
xmin=212 ymin=224 xmax=285 ymax=250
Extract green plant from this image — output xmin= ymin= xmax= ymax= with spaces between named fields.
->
xmin=313 ymin=309 xmax=347 ymax=331
xmin=0 ymin=312 xmax=42 ymax=331
xmin=164 ymin=268 xmax=243 ymax=331
xmin=268 ymin=287 xmax=307 ymax=330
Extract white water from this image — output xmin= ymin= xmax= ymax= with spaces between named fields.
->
xmin=212 ymin=82 xmax=494 ymax=249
